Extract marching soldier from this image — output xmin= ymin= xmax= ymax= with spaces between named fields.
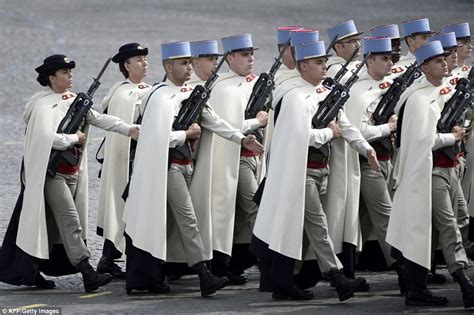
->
xmin=207 ymin=34 xmax=268 ymax=284
xmin=370 ymin=24 xmax=403 ymax=66
xmin=96 ymin=43 xmax=151 ymax=278
xmin=0 ymin=54 xmax=140 ymax=292
xmin=326 ymin=20 xmax=363 ymax=83
xmin=252 ymin=40 xmax=377 ymax=301
xmin=390 ymin=18 xmax=433 ymax=79
xmin=344 ymin=37 xmax=408 ymax=291
xmin=387 ymin=41 xmax=471 ymax=307
xmin=122 ymin=41 xmax=263 ymax=296
xmin=322 ymin=20 xmax=367 ymax=282
xmin=442 ymin=22 xmax=472 ymax=79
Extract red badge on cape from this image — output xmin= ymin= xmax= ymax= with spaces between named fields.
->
xmin=62 ymin=93 xmax=76 ymax=100
xmin=391 ymin=67 xmax=404 ymax=74
xmin=180 ymin=87 xmax=193 ymax=92
xmin=316 ymin=87 xmax=327 ymax=94
xmin=246 ymin=74 xmax=256 ymax=82
xmin=379 ymin=82 xmax=392 ymax=90
xmin=449 ymin=78 xmax=459 ymax=86
xmin=440 ymin=87 xmax=452 ymax=95
xmin=462 ymin=65 xmax=472 ymax=72
xmin=138 ymin=84 xmax=150 ymax=89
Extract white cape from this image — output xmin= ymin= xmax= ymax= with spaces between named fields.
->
xmin=254 ymin=79 xmax=330 ymax=259
xmin=386 ymin=81 xmax=449 ymax=268
xmin=97 ymin=80 xmax=151 ymax=254
xmin=208 ymin=70 xmax=257 ymax=255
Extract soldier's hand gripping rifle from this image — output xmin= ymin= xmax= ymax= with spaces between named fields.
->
xmin=46 ymin=57 xmax=112 ymax=178
xmin=370 ymin=61 xmax=422 ymax=151
xmin=312 ymin=53 xmax=370 ymax=156
xmin=244 ymin=39 xmax=291 ymax=119
xmin=435 ymin=75 xmax=474 ymax=160
xmin=172 ymin=52 xmax=229 ymax=131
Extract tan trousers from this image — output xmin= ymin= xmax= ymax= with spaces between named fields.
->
xmin=167 ymin=163 xmax=206 ymax=267
xmin=359 ymin=159 xmax=396 ymax=266
xmin=432 ymin=166 xmax=468 ymax=273
xmin=44 ymin=173 xmax=90 ymax=266
xmin=234 ymin=156 xmax=259 ymax=244
xmin=302 ymin=168 xmax=341 ymax=273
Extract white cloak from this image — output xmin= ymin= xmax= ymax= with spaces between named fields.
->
xmin=386 ymin=81 xmax=453 ymax=268
xmin=321 ymin=71 xmax=374 ymax=254
xmin=97 ymin=80 xmax=151 ymax=254
xmin=18 ymin=89 xmax=89 ymax=259
xmin=254 ymin=79 xmax=334 ymax=259
xmin=123 ymin=83 xmax=178 ymax=260
xmin=208 ymin=69 xmax=257 ymax=255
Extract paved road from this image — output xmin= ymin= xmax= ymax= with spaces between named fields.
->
xmin=0 ymin=0 xmax=473 ymax=313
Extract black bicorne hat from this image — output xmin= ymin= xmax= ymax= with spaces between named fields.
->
xmin=35 ymin=54 xmax=76 ymax=74
xmin=112 ymin=43 xmax=149 ymax=63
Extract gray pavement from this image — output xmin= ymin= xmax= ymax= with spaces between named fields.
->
xmin=0 ymin=0 xmax=473 ymax=313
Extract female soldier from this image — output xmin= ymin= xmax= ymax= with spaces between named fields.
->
xmin=96 ymin=43 xmax=151 ymax=278
xmin=0 ymin=54 xmax=139 ymax=293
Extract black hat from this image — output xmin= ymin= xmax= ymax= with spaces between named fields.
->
xmin=112 ymin=43 xmax=149 ymax=63
xmin=35 ymin=54 xmax=75 ymax=74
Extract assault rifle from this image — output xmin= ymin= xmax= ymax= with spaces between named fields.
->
xmin=370 ymin=61 xmax=422 ymax=150
xmin=244 ymin=39 xmax=291 ymax=119
xmin=46 ymin=57 xmax=112 ymax=178
xmin=435 ymin=75 xmax=474 ymax=160
xmin=312 ymin=53 xmax=370 ymax=156
xmin=322 ymin=47 xmax=360 ymax=90
xmin=172 ymin=52 xmax=229 ymax=130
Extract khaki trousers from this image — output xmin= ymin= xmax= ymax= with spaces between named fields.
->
xmin=167 ymin=163 xmax=206 ymax=267
xmin=44 ymin=173 xmax=90 ymax=266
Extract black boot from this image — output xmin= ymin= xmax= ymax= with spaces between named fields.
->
xmin=272 ymin=286 xmax=314 ymax=300
xmin=452 ymin=268 xmax=474 ymax=309
xmin=34 ymin=273 xmax=56 ymax=289
xmin=393 ymin=262 xmax=407 ymax=295
xmin=405 ymin=289 xmax=449 ymax=306
xmin=328 ymin=269 xmax=367 ymax=302
xmin=76 ymin=259 xmax=113 ymax=293
xmin=195 ymin=262 xmax=229 ymax=297
xmin=97 ymin=255 xmax=126 ymax=279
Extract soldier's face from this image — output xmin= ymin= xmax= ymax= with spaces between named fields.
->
xmin=408 ymin=34 xmax=430 ymax=51
xmin=49 ymin=68 xmax=73 ymax=92
xmin=125 ymin=55 xmax=148 ymax=81
xmin=368 ymin=55 xmax=393 ymax=77
xmin=422 ymin=56 xmax=448 ymax=79
xmin=457 ymin=38 xmax=472 ymax=60
xmin=391 ymin=39 xmax=402 ymax=63
xmin=445 ymin=49 xmax=458 ymax=72
xmin=171 ymin=58 xmax=192 ymax=82
xmin=301 ymin=57 xmax=327 ymax=84
xmin=192 ymin=56 xmax=218 ymax=80
xmin=335 ymin=35 xmax=361 ymax=59
xmin=227 ymin=50 xmax=254 ymax=76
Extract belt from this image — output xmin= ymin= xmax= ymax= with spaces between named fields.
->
xmin=241 ymin=148 xmax=258 ymax=157
xmin=171 ymin=158 xmax=192 ymax=165
xmin=307 ymin=147 xmax=329 ymax=164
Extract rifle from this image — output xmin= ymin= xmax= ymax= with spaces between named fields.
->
xmin=244 ymin=39 xmax=291 ymax=119
xmin=322 ymin=47 xmax=360 ymax=90
xmin=172 ymin=51 xmax=229 ymax=131
xmin=370 ymin=61 xmax=422 ymax=151
xmin=435 ymin=76 xmax=474 ymax=160
xmin=312 ymin=53 xmax=370 ymax=156
xmin=46 ymin=57 xmax=112 ymax=178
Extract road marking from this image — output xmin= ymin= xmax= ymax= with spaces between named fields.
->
xmin=79 ymin=291 xmax=112 ymax=299
xmin=15 ymin=304 xmax=48 ymax=309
